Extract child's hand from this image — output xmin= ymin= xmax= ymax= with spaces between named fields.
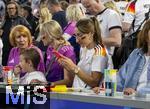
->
xmin=13 ymin=65 xmax=21 ymax=76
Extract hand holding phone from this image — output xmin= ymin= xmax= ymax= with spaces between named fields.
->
xmin=52 ymin=49 xmax=63 ymax=59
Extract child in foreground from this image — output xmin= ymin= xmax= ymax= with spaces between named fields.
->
xmin=14 ymin=48 xmax=47 ymax=84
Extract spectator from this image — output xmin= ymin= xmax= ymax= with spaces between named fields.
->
xmin=57 ymin=17 xmax=108 ymax=88
xmin=122 ymin=0 xmax=150 ymax=33
xmin=21 ymin=4 xmax=37 ymax=37
xmin=48 ymin=0 xmax=67 ymax=29
xmin=60 ymin=0 xmax=69 ymax=11
xmin=1 ymin=1 xmax=31 ymax=66
xmin=0 ymin=1 xmax=5 ymax=64
xmin=64 ymin=4 xmax=85 ymax=38
xmin=8 ymin=25 xmax=45 ymax=74
xmin=81 ymin=0 xmax=122 ymax=68
xmin=93 ymin=19 xmax=150 ymax=95
xmin=115 ymin=0 xmax=128 ymax=16
xmin=119 ymin=0 xmax=150 ymax=67
xmin=103 ymin=0 xmax=121 ymax=16
xmin=117 ymin=19 xmax=150 ymax=95
xmin=13 ymin=48 xmax=47 ymax=84
xmin=63 ymin=4 xmax=86 ymax=63
xmin=31 ymin=0 xmax=40 ymax=17
xmin=0 ymin=0 xmax=5 ymax=19
xmin=36 ymin=7 xmax=52 ymax=41
xmin=35 ymin=7 xmax=52 ymax=60
xmin=40 ymin=20 xmax=76 ymax=87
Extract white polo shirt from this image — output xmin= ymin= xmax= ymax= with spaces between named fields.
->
xmin=96 ymin=8 xmax=122 ymax=55
xmin=20 ymin=71 xmax=47 ymax=84
xmin=123 ymin=0 xmax=150 ymax=33
xmin=73 ymin=45 xmax=108 ymax=89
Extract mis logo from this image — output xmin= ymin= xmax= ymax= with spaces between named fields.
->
xmin=6 ymin=85 xmax=47 ymax=104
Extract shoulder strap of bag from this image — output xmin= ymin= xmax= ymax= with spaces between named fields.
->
xmin=63 ymin=22 xmax=72 ymax=32
xmin=131 ymin=3 xmax=150 ymax=38
xmin=45 ymin=45 xmax=63 ymax=77
xmin=131 ymin=0 xmax=137 ymax=32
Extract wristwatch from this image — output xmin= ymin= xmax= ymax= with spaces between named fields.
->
xmin=74 ymin=67 xmax=80 ymax=74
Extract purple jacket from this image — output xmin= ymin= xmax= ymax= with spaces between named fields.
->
xmin=63 ymin=21 xmax=76 ymax=36
xmin=46 ymin=45 xmax=76 ymax=82
xmin=7 ymin=45 xmax=45 ymax=73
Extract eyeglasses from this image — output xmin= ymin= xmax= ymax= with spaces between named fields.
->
xmin=74 ymin=33 xmax=87 ymax=40
xmin=7 ymin=7 xmax=16 ymax=10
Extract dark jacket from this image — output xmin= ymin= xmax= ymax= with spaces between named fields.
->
xmin=1 ymin=15 xmax=31 ymax=65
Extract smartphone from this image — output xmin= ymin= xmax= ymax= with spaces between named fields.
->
xmin=52 ymin=49 xmax=62 ymax=58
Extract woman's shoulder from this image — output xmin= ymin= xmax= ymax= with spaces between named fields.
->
xmin=29 ymin=71 xmax=44 ymax=76
xmin=130 ymin=48 xmax=144 ymax=56
xmin=10 ymin=47 xmax=19 ymax=54
xmin=26 ymin=71 xmax=46 ymax=84
xmin=94 ymin=44 xmax=107 ymax=57
xmin=60 ymin=44 xmax=74 ymax=53
xmin=28 ymin=71 xmax=46 ymax=80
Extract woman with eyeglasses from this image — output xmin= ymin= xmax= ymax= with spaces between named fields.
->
xmin=57 ymin=17 xmax=108 ymax=89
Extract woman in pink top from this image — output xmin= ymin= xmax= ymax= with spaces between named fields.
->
xmin=63 ymin=4 xmax=85 ymax=39
xmin=7 ymin=25 xmax=45 ymax=73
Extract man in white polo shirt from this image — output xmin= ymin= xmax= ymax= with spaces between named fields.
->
xmin=123 ymin=0 xmax=150 ymax=34
xmin=81 ymin=0 xmax=122 ymax=55
xmin=81 ymin=0 xmax=122 ymax=68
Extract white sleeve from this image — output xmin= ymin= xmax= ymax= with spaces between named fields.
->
xmin=26 ymin=72 xmax=47 ymax=84
xmin=91 ymin=55 xmax=108 ymax=73
xmin=107 ymin=10 xmax=122 ymax=30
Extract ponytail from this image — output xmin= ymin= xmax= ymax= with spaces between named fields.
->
xmin=90 ymin=17 xmax=103 ymax=46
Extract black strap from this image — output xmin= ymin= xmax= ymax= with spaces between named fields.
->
xmin=132 ymin=0 xmax=137 ymax=32
xmin=45 ymin=45 xmax=63 ymax=77
xmin=130 ymin=7 xmax=150 ymax=38
xmin=63 ymin=22 xmax=72 ymax=32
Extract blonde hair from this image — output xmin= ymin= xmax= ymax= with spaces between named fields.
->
xmin=9 ymin=25 xmax=32 ymax=47
xmin=104 ymin=1 xmax=120 ymax=14
xmin=36 ymin=7 xmax=52 ymax=41
xmin=39 ymin=7 xmax=52 ymax=24
xmin=60 ymin=1 xmax=69 ymax=11
xmin=66 ymin=4 xmax=85 ymax=22
xmin=41 ymin=20 xmax=65 ymax=43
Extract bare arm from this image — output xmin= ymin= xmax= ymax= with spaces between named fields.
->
xmin=122 ymin=22 xmax=132 ymax=32
xmin=75 ymin=69 xmax=103 ymax=88
xmin=102 ymin=28 xmax=122 ymax=47
xmin=57 ymin=56 xmax=103 ymax=88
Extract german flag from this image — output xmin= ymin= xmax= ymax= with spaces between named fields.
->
xmin=126 ymin=1 xmax=136 ymax=14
